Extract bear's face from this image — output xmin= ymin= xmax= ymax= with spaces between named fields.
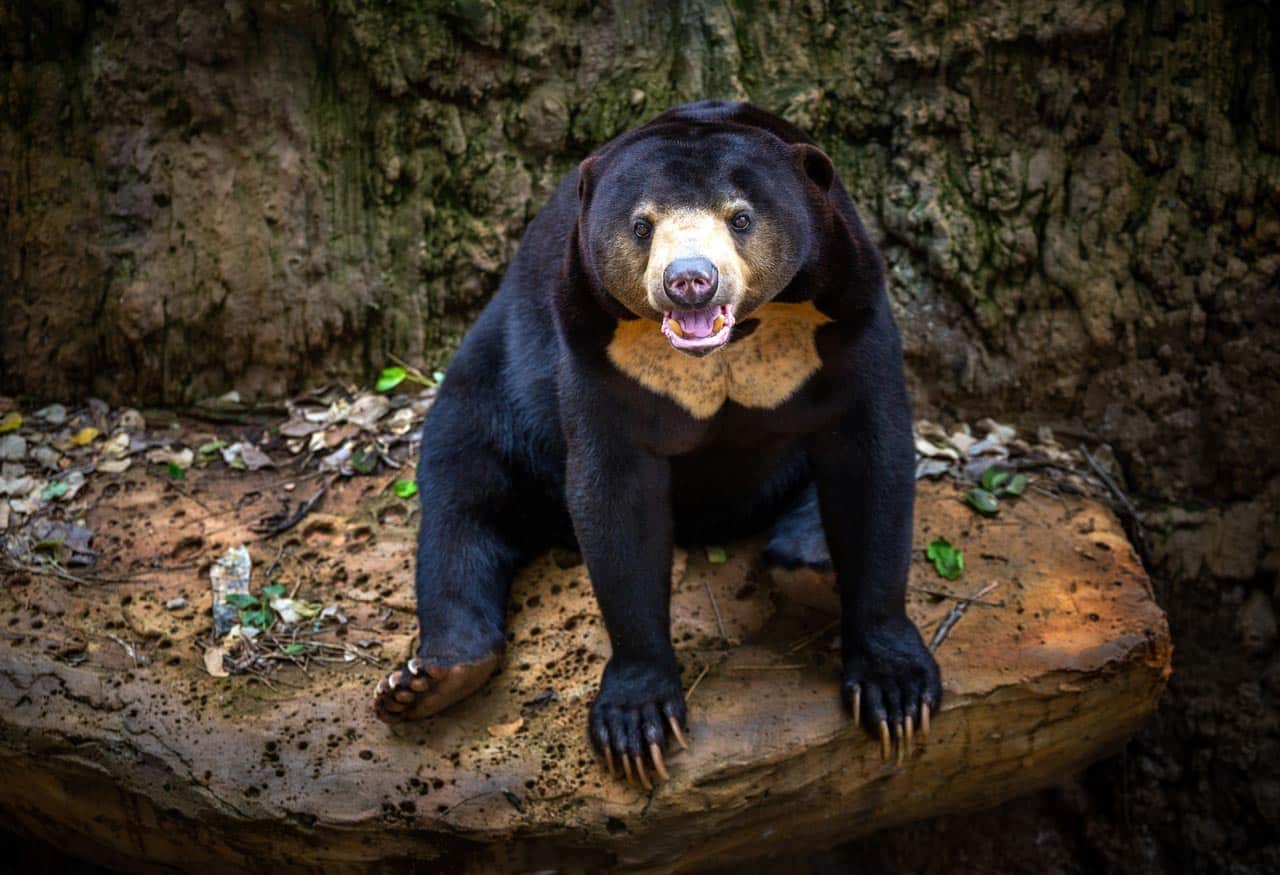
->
xmin=580 ymin=128 xmax=828 ymax=356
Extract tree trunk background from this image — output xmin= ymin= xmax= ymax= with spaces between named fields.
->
xmin=1 ymin=1 xmax=1278 ymax=870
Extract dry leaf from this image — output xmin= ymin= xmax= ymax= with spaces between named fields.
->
xmin=203 ymin=646 xmax=230 ymax=678
xmin=70 ymin=427 xmax=100 ymax=446
xmin=0 ymin=412 xmax=21 ymax=434
xmin=486 ymin=717 xmax=524 ymax=738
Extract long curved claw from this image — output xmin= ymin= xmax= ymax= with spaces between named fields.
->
xmin=905 ymin=714 xmax=914 ymax=749
xmin=604 ymin=747 xmax=617 ymax=778
xmin=851 ymin=686 xmax=861 ymax=723
xmin=894 ymin=723 xmax=905 ymax=765
xmin=622 ymin=753 xmax=636 ymax=786
xmin=667 ymin=715 xmax=689 ymax=750
xmin=649 ymin=742 xmax=670 ymax=782
xmin=921 ymin=702 xmax=931 ymax=738
xmin=633 ymin=755 xmax=653 ymax=791
xmin=878 ymin=720 xmax=891 ymax=761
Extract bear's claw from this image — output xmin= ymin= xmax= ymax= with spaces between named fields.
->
xmin=373 ymin=653 xmax=501 ymax=723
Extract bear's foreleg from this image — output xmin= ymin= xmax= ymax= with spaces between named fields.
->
xmin=564 ymin=423 xmax=689 ymax=788
xmin=808 ymin=360 xmax=943 ymax=764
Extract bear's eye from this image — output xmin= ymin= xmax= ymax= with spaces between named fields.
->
xmin=633 ymin=219 xmax=652 ymax=240
xmin=730 ymin=212 xmax=752 ymax=231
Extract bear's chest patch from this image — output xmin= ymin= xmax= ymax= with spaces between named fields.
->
xmin=606 ymin=302 xmax=832 ymax=420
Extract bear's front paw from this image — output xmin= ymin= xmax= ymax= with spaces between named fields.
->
xmin=841 ymin=615 xmax=942 ymax=764
xmin=589 ymin=659 xmax=688 ymax=790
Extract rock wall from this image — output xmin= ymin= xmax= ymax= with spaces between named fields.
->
xmin=3 ymin=1 xmax=1276 ymax=498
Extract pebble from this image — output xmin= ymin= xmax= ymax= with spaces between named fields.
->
xmin=165 ymin=597 xmax=188 ymax=610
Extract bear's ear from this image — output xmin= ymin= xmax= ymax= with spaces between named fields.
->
xmin=792 ymin=143 xmax=834 ymax=192
xmin=576 ymin=156 xmax=598 ymax=203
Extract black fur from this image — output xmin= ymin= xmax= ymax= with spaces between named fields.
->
xmin=409 ymin=100 xmax=941 ymax=762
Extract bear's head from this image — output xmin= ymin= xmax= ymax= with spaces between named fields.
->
xmin=576 ymin=117 xmax=836 ymax=356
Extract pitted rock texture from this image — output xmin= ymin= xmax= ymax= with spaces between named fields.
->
xmin=0 ymin=459 xmax=1169 ymax=871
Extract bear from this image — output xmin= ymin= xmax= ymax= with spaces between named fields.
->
xmin=373 ymin=100 xmax=942 ymax=786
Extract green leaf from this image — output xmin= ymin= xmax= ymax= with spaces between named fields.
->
xmin=706 ymin=545 xmax=728 ymax=564
xmin=393 ymin=479 xmax=418 ymax=499
xmin=965 ymin=488 xmax=1000 ymax=516
xmin=225 ymin=593 xmax=259 ymax=608
xmin=167 ymin=461 xmax=186 ymax=480
xmin=261 ymin=583 xmax=286 ymax=600
xmin=925 ymin=538 xmax=964 ymax=581
xmin=283 ymin=642 xmax=310 ymax=656
xmin=350 ymin=447 xmax=378 ymax=474
xmin=41 ymin=480 xmax=69 ymax=500
xmin=981 ymin=466 xmax=1011 ymax=492
xmin=375 ymin=366 xmax=407 ymax=393
xmin=1004 ymin=473 xmax=1029 ymax=496
xmin=198 ymin=439 xmax=227 ymax=456
xmin=239 ymin=605 xmax=275 ymax=630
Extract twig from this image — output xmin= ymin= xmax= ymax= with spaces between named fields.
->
xmin=929 ymin=581 xmax=1000 ymax=652
xmin=684 ymin=663 xmax=711 ymax=702
xmin=253 ymin=475 xmax=336 ymax=536
xmin=787 ymin=619 xmax=838 ymax=653
xmin=702 ymin=579 xmax=727 ymax=643
xmin=910 ymin=585 xmax=1004 ymax=607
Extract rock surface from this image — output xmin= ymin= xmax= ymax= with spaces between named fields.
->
xmin=0 ymin=461 xmax=1170 ymax=871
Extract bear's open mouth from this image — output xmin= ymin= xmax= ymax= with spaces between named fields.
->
xmin=662 ymin=304 xmax=735 ymax=354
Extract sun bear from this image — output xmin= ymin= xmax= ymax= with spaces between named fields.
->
xmin=373 ymin=100 xmax=942 ymax=786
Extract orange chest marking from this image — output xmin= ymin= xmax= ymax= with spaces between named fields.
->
xmin=605 ymin=302 xmax=833 ymax=420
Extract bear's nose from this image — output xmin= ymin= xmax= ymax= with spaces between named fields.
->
xmin=663 ymin=257 xmax=719 ymax=308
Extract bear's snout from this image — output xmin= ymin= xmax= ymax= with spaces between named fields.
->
xmin=662 ymin=257 xmax=719 ymax=308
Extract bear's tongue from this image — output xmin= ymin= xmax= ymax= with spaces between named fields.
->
xmin=662 ymin=304 xmax=735 ymax=353
xmin=670 ymin=308 xmax=721 ymax=338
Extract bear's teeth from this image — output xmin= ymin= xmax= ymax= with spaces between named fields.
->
xmin=665 ymin=316 xmax=685 ymax=337
xmin=712 ymin=315 xmax=725 ymax=333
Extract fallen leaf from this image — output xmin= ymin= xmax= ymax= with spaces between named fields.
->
xmin=926 ymin=538 xmax=964 ymax=580
xmin=70 ymin=427 xmax=100 ymax=447
xmin=203 ymin=646 xmax=231 ymax=678
xmin=348 ymin=394 xmax=391 ymax=428
xmin=965 ymin=488 xmax=1000 ymax=516
xmin=96 ymin=458 xmax=132 ymax=474
xmin=35 ymin=404 xmax=66 ymax=425
xmin=279 ymin=418 xmax=325 ymax=438
xmin=116 ymin=408 xmax=146 ymax=432
xmin=486 ymin=717 xmax=524 ymax=738
xmin=706 ymin=545 xmax=728 ymax=564
xmin=393 ymin=479 xmax=418 ymax=498
xmin=0 ymin=435 xmax=26 ymax=461
xmin=238 ymin=443 xmax=274 ymax=471
xmin=0 ymin=412 xmax=21 ymax=434
xmin=146 ymin=446 xmax=194 ymax=469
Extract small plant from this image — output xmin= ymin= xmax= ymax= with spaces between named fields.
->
xmin=393 ymin=479 xmax=418 ymax=498
xmin=226 ymin=583 xmax=287 ymax=632
xmin=965 ymin=466 xmax=1028 ymax=516
xmin=375 ymin=362 xmax=446 ymax=393
xmin=926 ymin=538 xmax=964 ymax=580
